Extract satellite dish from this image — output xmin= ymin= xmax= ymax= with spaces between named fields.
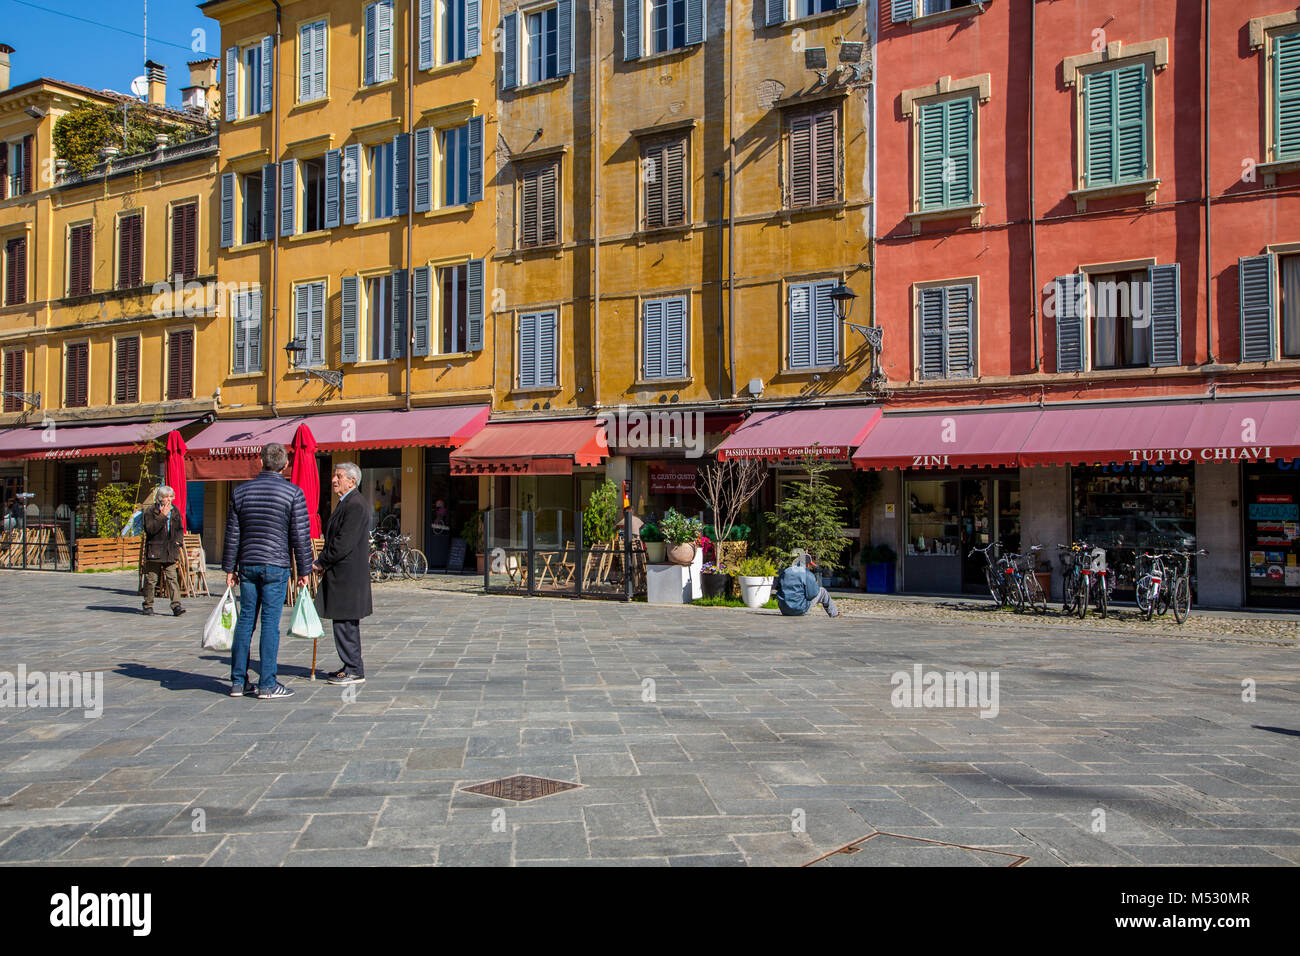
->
xmin=130 ymin=76 xmax=148 ymax=99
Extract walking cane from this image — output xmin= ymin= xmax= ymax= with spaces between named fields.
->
xmin=310 ymin=638 xmax=317 ymax=681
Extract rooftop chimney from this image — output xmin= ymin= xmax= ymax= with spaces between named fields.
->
xmin=186 ymin=57 xmax=219 ymax=90
xmin=0 ymin=45 xmax=14 ymax=93
xmin=145 ymin=59 xmax=166 ymax=106
xmin=183 ymin=57 xmax=220 ymax=118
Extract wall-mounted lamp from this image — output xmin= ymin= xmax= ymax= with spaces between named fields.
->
xmin=283 ymin=338 xmax=343 ymax=389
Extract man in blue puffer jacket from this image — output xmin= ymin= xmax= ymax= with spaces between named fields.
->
xmin=221 ymin=442 xmax=313 ymax=700
xmin=774 ymin=549 xmax=841 ymax=618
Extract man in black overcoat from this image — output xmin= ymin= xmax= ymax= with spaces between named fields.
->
xmin=313 ymin=462 xmax=373 ymax=684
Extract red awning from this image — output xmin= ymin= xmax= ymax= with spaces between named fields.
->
xmin=0 ymin=419 xmax=199 ymax=462
xmin=714 ymin=407 xmax=881 ymax=461
xmin=186 ymin=405 xmax=489 ymax=480
xmin=449 ymin=419 xmax=608 ymax=475
xmin=852 ymin=408 xmax=1044 ymax=470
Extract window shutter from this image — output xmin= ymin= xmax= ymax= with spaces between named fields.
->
xmin=0 ymin=145 xmax=7 ymax=201
xmin=182 ymin=203 xmax=197 ymax=279
xmin=813 ymin=109 xmax=837 ymax=204
xmin=813 ymin=281 xmax=838 ymax=367
xmin=789 ymin=114 xmax=812 ymax=207
xmin=467 ymin=116 xmax=484 ymax=203
xmin=70 ymin=224 xmax=92 ymax=296
xmin=364 ymin=3 xmax=377 ymax=85
xmin=665 ymin=138 xmax=685 ymax=225
xmin=376 ymin=0 xmax=394 ymax=82
xmin=308 ymin=281 xmax=324 ymax=366
xmin=918 ymin=287 xmax=945 ymax=379
xmin=21 ymin=136 xmax=33 ymax=195
xmin=685 ymin=0 xmax=704 ymax=45
xmin=1115 ymin=64 xmax=1147 ymax=182
xmin=1239 ymin=254 xmax=1277 ymax=362
xmin=918 ymin=102 xmax=945 ymax=209
xmin=181 ymin=330 xmax=194 ymax=399
xmin=521 ymin=166 xmax=539 ymax=245
xmin=280 ymin=160 xmax=297 ymax=237
xmin=944 ymin=98 xmax=973 ymax=206
xmin=409 ymin=129 xmax=431 ymax=215
xmin=556 ymin=0 xmax=573 ymax=77
xmin=259 ymin=164 xmax=274 ymax=241
xmin=118 ymin=216 xmax=140 ymax=289
xmin=249 ymin=286 xmax=264 ymax=371
xmin=418 ymin=0 xmax=434 ymax=70
xmin=170 ymin=205 xmax=184 ymax=279
xmin=412 ymin=266 xmax=432 ymax=356
xmin=945 ymin=284 xmax=974 ymax=378
xmin=8 ymin=237 xmax=27 ymax=304
xmin=232 ymin=291 xmax=248 ymax=374
xmin=225 ymin=47 xmax=239 ymax=122
xmin=4 ymin=351 xmax=23 ymax=411
xmin=540 ymin=162 xmax=558 ymax=244
xmin=393 ymin=133 xmax=410 ymax=216
xmin=220 ymin=172 xmax=236 ymax=247
xmin=837 ymin=0 xmax=858 ymax=8
xmin=391 ymin=269 xmax=408 ymax=359
xmin=1084 ymin=70 xmax=1117 ymax=187
xmin=312 ymin=22 xmax=327 ymax=100
xmin=66 ymin=343 xmax=87 ymax=408
xmin=518 ymin=312 xmax=538 ymax=387
xmin=625 ymin=0 xmax=642 ymax=61
xmin=666 ymin=296 xmax=687 ymax=377
xmin=788 ymin=283 xmax=812 ymax=369
xmin=69 ymin=225 xmax=83 ymax=296
xmin=293 ymin=284 xmax=310 ymax=367
xmin=467 ymin=257 xmax=485 ymax=351
xmin=502 ymin=12 xmax=518 ymax=90
xmin=1055 ymin=273 xmax=1086 ymax=372
xmin=299 ymin=23 xmax=313 ymax=98
xmin=891 ymin=0 xmax=915 ymax=23
xmin=644 ymin=143 xmax=664 ymax=229
xmin=341 ymin=276 xmax=360 ymax=363
xmin=169 ymin=330 xmax=193 ymax=400
xmin=342 ymin=143 xmax=361 ymax=225
xmin=765 ymin=0 xmax=785 ymax=28
xmin=1275 ymin=33 xmax=1300 ymax=159
xmin=324 ymin=149 xmax=342 ymax=228
xmin=260 ymin=36 xmax=274 ymax=114
xmin=643 ymin=299 xmax=665 ymax=379
xmin=116 ymin=337 xmax=138 ymax=404
xmin=539 ymin=311 xmax=557 ymax=386
xmin=466 ymin=0 xmax=482 ymax=58
xmin=1147 ymin=263 xmax=1181 ymax=367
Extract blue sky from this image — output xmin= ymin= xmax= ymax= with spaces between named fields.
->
xmin=2 ymin=0 xmax=219 ymax=108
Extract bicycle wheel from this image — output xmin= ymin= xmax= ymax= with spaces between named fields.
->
xmin=1024 ymin=570 xmax=1048 ymax=614
xmin=1172 ymin=576 xmax=1191 ymax=624
xmin=1061 ymin=570 xmax=1078 ymax=615
xmin=1157 ymin=586 xmax=1170 ymax=617
xmin=985 ymin=566 xmax=1005 ymax=607
xmin=402 ymin=548 xmax=428 ymax=579
xmin=1076 ymin=575 xmax=1089 ymax=619
xmin=1010 ymin=574 xmax=1027 ymax=613
xmin=1135 ymin=576 xmax=1153 ymax=617
xmin=369 ymin=550 xmax=389 ymax=582
xmin=1097 ymin=579 xmax=1108 ymax=619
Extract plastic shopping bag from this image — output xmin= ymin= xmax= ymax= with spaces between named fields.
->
xmin=288 ymin=587 xmax=324 ymax=640
xmin=203 ymin=586 xmax=239 ymax=651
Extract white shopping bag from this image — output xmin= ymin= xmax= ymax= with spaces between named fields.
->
xmin=288 ymin=587 xmax=324 ymax=640
xmin=203 ymin=586 xmax=239 ymax=651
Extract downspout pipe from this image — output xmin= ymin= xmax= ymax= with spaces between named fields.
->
xmin=592 ymin=5 xmax=602 ymax=408
xmin=406 ymin=0 xmax=414 ymax=411
xmin=1204 ymin=0 xmax=1216 ymax=364
xmin=727 ymin=0 xmax=736 ymax=399
xmin=1029 ymin=0 xmax=1040 ymax=372
xmin=270 ymin=0 xmax=283 ymax=416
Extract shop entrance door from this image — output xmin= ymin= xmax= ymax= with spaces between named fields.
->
xmin=959 ymin=478 xmax=1021 ymax=594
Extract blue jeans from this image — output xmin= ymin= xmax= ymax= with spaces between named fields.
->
xmin=230 ymin=564 xmax=290 ymax=692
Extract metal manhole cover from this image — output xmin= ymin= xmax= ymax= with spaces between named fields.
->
xmin=461 ymin=774 xmax=582 ymax=802
xmin=805 ymin=832 xmax=1029 ymax=867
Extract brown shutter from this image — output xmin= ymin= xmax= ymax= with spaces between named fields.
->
xmin=5 ymin=237 xmax=25 ymax=306
xmin=66 ymin=343 xmax=88 ymax=408
xmin=116 ymin=336 xmax=139 ymax=404
xmin=168 ymin=329 xmax=193 ymax=400
xmin=172 ymin=203 xmax=197 ymax=280
xmin=813 ymin=108 xmax=837 ymax=204
xmin=789 ymin=113 xmax=813 ymax=208
xmin=115 ymin=338 xmax=128 ymax=404
xmin=644 ymin=142 xmax=665 ymax=230
xmin=520 ymin=168 xmax=539 ymax=247
xmin=2 ymin=351 xmax=19 ymax=412
xmin=131 ymin=215 xmax=143 ymax=287
xmin=69 ymin=224 xmax=92 ymax=297
xmin=120 ymin=214 xmax=143 ymax=289
xmin=665 ymin=138 xmax=685 ymax=226
xmin=540 ymin=162 xmax=558 ymax=245
xmin=21 ymin=135 xmax=33 ymax=195
xmin=185 ymin=203 xmax=197 ymax=279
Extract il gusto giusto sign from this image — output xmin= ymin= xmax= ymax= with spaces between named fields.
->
xmin=1128 ymin=446 xmax=1274 ymax=463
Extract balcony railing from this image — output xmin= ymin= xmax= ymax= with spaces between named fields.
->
xmin=56 ymin=133 xmax=219 ymax=187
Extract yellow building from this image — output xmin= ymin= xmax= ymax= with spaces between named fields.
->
xmin=0 ymin=50 xmax=221 ymax=548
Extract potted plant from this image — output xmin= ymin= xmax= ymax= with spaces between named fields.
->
xmin=660 ymin=508 xmax=703 ymax=566
xmin=767 ymin=455 xmax=850 ymax=575
xmin=699 ymin=561 xmax=730 ymax=598
xmin=737 ymin=554 xmax=777 ymax=608
xmin=583 ymin=479 xmax=620 ymax=549
xmin=461 ymin=510 xmax=483 ymax=574
xmin=862 ymin=544 xmax=897 ymax=594
xmin=640 ymin=521 xmax=666 ymax=564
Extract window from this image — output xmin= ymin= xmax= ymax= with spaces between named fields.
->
xmin=642 ymin=296 xmax=688 ymax=379
xmin=916 ymin=96 xmax=974 ymax=210
xmin=1279 ymin=255 xmax=1300 ymax=358
xmin=917 ymin=283 xmax=975 ymax=379
xmin=167 ymin=328 xmax=194 ymax=400
xmin=1055 ymin=265 xmax=1181 ymax=372
xmin=292 ymin=282 xmax=325 ymax=368
xmin=1239 ymin=252 xmax=1300 ymax=361
xmin=442 ymin=125 xmax=471 ymax=206
xmin=1081 ymin=63 xmax=1150 ymax=188
xmin=65 ymin=342 xmax=89 ymax=408
xmin=888 ymin=0 xmax=972 ymax=22
xmin=1089 ymin=270 xmax=1149 ymax=369
xmin=438 ymin=265 xmax=469 ymax=354
xmin=171 ymin=203 xmax=198 ymax=281
xmin=364 ymin=1 xmax=395 ymax=86
xmin=243 ymin=46 xmax=263 ymax=117
xmin=2 ymin=350 xmax=25 ymax=412
xmin=301 ymin=158 xmax=326 ymax=232
xmin=786 ymin=106 xmax=838 ymax=208
xmin=444 ymin=0 xmax=465 ymax=62
xmin=788 ymin=280 xmax=839 ymax=370
xmin=225 ymin=39 xmax=272 ymax=121
xmin=798 ymin=0 xmax=838 ymax=15
xmin=242 ymin=170 xmax=263 ymax=244
xmin=232 ymin=287 xmax=265 ymax=374
xmin=68 ymin=223 xmax=93 ymax=296
xmin=642 ymin=136 xmax=688 ymax=229
xmin=626 ymin=0 xmax=703 ymax=58
xmin=368 ymin=274 xmax=394 ymax=361
xmin=527 ymin=7 xmax=559 ymax=83
xmin=117 ymin=214 xmax=143 ymax=289
xmin=518 ymin=310 xmax=557 ymax=388
xmin=370 ymin=141 xmax=395 ymax=219
xmin=501 ymin=1 xmax=572 ymax=89
xmin=114 ymin=336 xmax=139 ymax=404
xmin=418 ymin=0 xmax=482 ymax=69
xmin=0 ymin=136 xmax=33 ymax=200
xmin=651 ymin=0 xmax=686 ymax=54
xmin=4 ymin=236 xmax=27 ymax=306
xmin=517 ymin=160 xmax=559 ymax=247
xmin=299 ymin=19 xmax=327 ymax=102
xmin=412 ymin=260 xmax=483 ymax=355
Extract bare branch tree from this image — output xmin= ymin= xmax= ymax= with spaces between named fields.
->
xmin=695 ymin=458 xmax=768 ymax=546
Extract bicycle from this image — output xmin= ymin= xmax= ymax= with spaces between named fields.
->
xmin=1059 ymin=542 xmax=1111 ymax=619
xmin=1133 ymin=551 xmax=1167 ymax=621
xmin=970 ymin=542 xmax=1012 ymax=607
xmin=1137 ymin=548 xmax=1206 ymax=624
xmin=1003 ymin=545 xmax=1048 ymax=614
xmin=370 ymin=529 xmax=428 ymax=581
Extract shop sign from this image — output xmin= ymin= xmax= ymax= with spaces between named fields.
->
xmin=649 ymin=464 xmax=698 ymax=495
xmin=1249 ymin=503 xmax=1299 ymax=521
xmin=1127 ymin=446 xmax=1273 ymax=463
xmin=726 ymin=445 xmax=852 ymax=461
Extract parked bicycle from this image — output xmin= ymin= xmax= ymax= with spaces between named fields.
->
xmin=970 ymin=542 xmax=1048 ymax=613
xmin=1058 ymin=542 xmax=1113 ymax=619
xmin=970 ymin=542 xmax=1013 ymax=607
xmin=369 ymin=528 xmax=428 ymax=582
xmin=1135 ymin=548 xmax=1205 ymax=624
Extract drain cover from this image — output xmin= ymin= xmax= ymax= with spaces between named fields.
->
xmin=461 ymin=774 xmax=581 ymax=802
xmin=806 ymin=832 xmax=1029 ymax=867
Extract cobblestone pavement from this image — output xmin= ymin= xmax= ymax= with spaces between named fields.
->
xmin=0 ymin=568 xmax=1298 ymax=866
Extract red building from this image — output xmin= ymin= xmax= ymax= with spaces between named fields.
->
xmin=863 ymin=0 xmax=1300 ymax=607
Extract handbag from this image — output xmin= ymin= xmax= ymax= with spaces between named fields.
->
xmin=288 ymin=587 xmax=324 ymax=640
xmin=202 ymin=586 xmax=238 ymax=651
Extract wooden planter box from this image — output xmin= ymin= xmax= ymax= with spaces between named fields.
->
xmin=76 ymin=536 xmax=142 ymax=571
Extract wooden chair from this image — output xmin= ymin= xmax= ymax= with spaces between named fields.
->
xmin=553 ymin=541 xmax=577 ymax=586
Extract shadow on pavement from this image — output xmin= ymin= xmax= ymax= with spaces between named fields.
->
xmin=113 ymin=662 xmax=228 ymax=695
xmin=1254 ymin=725 xmax=1300 ymax=738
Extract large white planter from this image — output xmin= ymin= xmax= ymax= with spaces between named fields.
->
xmin=738 ymin=574 xmax=774 ymax=608
xmin=647 ymin=563 xmax=692 ymax=604
xmin=644 ymin=541 xmax=666 ymax=564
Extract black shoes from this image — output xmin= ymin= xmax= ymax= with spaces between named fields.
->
xmin=173 ymin=605 xmax=187 ymax=617
xmin=141 ymin=606 xmax=154 ymax=615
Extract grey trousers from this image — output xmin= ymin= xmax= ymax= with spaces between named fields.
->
xmin=332 ymin=619 xmax=364 ymax=677
xmin=815 ymin=587 xmax=839 ymax=617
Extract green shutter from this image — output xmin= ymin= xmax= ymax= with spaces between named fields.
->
xmin=412 ymin=266 xmax=431 ymax=357
xmin=919 ymin=288 xmax=945 ymax=379
xmin=466 ymin=258 xmax=485 ymax=352
xmin=1148 ymin=264 xmax=1181 ymax=367
xmin=340 ymin=276 xmax=359 ymax=363
xmin=918 ymin=102 xmax=946 ymax=209
xmin=945 ymin=284 xmax=974 ymax=378
xmin=1085 ymin=66 xmax=1148 ymax=187
xmin=1239 ymin=254 xmax=1277 ymax=362
xmin=1115 ymin=64 xmax=1148 ymax=181
xmin=944 ymin=98 xmax=974 ymax=206
xmin=1084 ymin=70 xmax=1117 ymax=187
xmin=1276 ymin=34 xmax=1300 ymax=159
xmin=1055 ymin=274 xmax=1086 ymax=372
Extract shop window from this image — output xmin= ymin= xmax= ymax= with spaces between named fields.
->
xmin=1244 ymin=463 xmax=1300 ymax=609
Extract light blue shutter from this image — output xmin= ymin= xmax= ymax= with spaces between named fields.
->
xmin=891 ymin=0 xmax=915 ymax=22
xmin=413 ymin=128 xmax=433 ymax=212
xmin=467 ymin=116 xmax=484 ymax=203
xmin=1115 ymin=64 xmax=1147 ymax=181
xmin=232 ymin=291 xmax=247 ymax=373
xmin=1055 ymin=274 xmax=1086 ymax=372
xmin=837 ymin=0 xmax=859 ymax=7
xmin=311 ymin=22 xmax=326 ymax=100
xmin=308 ymin=282 xmax=325 ymax=366
xmin=364 ymin=3 xmax=377 ymax=85
xmin=666 ymin=296 xmax=687 ymax=377
xmin=518 ymin=312 xmax=537 ymax=387
xmin=280 ymin=159 xmax=297 ymax=237
xmin=412 ymin=266 xmax=431 ymax=357
xmin=945 ymin=98 xmax=973 ymax=206
xmin=324 ymin=149 xmax=341 ymax=228
xmin=502 ymin=13 xmax=518 ymax=90
xmin=918 ymin=102 xmax=945 ymax=209
xmin=1239 ymin=254 xmax=1277 ymax=362
xmin=418 ymin=0 xmax=434 ymax=70
xmin=919 ymin=288 xmax=945 ymax=379
xmin=1276 ymin=34 xmax=1300 ymax=158
xmin=342 ymin=143 xmax=361 ymax=225
xmin=294 ymin=285 xmax=310 ymax=364
xmin=261 ymin=163 xmax=276 ymax=241
xmin=299 ymin=23 xmax=312 ymax=98
xmin=1084 ymin=70 xmax=1116 ymax=187
xmin=945 ymin=284 xmax=974 ymax=378
xmin=224 ymin=48 xmax=238 ymax=122
xmin=1148 ymin=263 xmax=1181 ymax=367
xmin=625 ymin=0 xmax=642 ymax=60
xmin=220 ymin=172 xmax=235 ymax=248
xmin=789 ymin=283 xmax=812 ymax=369
xmin=539 ymin=311 xmax=557 ymax=386
xmin=813 ymin=281 xmax=838 ymax=367
xmin=393 ymin=133 xmax=410 ymax=216
xmin=391 ymin=270 xmax=408 ymax=359
xmin=556 ymin=0 xmax=573 ymax=77
xmin=340 ymin=276 xmax=360 ymax=363
xmin=765 ymin=0 xmax=785 ymax=27
xmin=376 ymin=0 xmax=394 ymax=82
xmin=248 ymin=287 xmax=263 ymax=371
xmin=685 ymin=0 xmax=703 ymax=45
xmin=259 ymin=36 xmax=273 ymax=114
xmin=466 ymin=0 xmax=482 ymax=58
xmin=467 ymin=258 xmax=485 ymax=351
xmin=643 ymin=299 xmax=664 ymax=379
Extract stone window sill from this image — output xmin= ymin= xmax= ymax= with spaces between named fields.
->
xmin=905 ymin=3 xmax=987 ymax=29
xmin=1258 ymin=159 xmax=1300 ymax=187
xmin=1069 ymin=178 xmax=1160 ymax=212
xmin=905 ymin=203 xmax=984 ymax=233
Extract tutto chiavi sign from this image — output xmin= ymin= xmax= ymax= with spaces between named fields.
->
xmin=1128 ymin=447 xmax=1275 ymax=463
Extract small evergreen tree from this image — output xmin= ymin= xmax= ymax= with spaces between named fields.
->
xmin=766 ymin=453 xmax=849 ymax=573
xmin=582 ymin=479 xmax=620 ymax=546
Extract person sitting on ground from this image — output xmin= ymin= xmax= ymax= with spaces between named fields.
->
xmin=774 ymin=549 xmax=840 ymax=618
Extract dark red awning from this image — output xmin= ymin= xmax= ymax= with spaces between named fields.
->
xmin=449 ymin=419 xmax=608 ymax=475
xmin=715 ymin=407 xmax=881 ymax=461
xmin=852 ymin=408 xmax=1043 ymax=470
xmin=0 ymin=419 xmax=199 ymax=462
